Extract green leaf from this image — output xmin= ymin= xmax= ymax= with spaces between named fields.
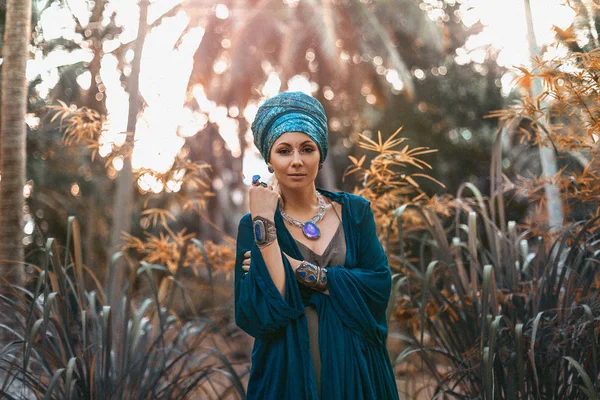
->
xmin=530 ymin=312 xmax=544 ymax=391
xmin=43 ymin=368 xmax=65 ymax=400
xmin=65 ymin=357 xmax=77 ymax=400
xmin=564 ymin=356 xmax=598 ymax=400
xmin=515 ymin=323 xmax=526 ymax=397
xmin=483 ymin=346 xmax=494 ymax=400
xmin=386 ymin=273 xmax=407 ymax=325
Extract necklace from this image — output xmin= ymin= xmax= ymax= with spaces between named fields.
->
xmin=280 ymin=191 xmax=326 ymax=240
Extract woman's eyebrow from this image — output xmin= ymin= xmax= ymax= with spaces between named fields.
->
xmin=276 ymin=140 xmax=315 ymax=147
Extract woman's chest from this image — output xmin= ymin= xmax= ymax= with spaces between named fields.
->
xmin=287 ymin=213 xmax=342 ymax=256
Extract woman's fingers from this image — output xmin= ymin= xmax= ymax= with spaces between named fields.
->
xmin=249 ymin=179 xmax=279 ymax=219
xmin=242 ymin=251 xmax=251 ymax=272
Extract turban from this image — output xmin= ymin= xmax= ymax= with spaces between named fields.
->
xmin=251 ymin=92 xmax=328 ymax=164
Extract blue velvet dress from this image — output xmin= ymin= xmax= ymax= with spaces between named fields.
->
xmin=234 ymin=189 xmax=399 ymax=400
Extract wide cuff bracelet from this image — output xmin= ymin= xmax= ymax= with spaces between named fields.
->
xmin=252 ymin=215 xmax=276 ymax=248
xmin=295 ymin=260 xmax=328 ymax=292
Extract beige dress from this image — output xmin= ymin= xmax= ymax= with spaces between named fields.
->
xmin=295 ymin=221 xmax=346 ymax=398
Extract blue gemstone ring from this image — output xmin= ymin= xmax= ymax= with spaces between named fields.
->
xmin=252 ymin=175 xmax=261 ymax=185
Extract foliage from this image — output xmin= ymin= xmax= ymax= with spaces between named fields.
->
xmin=362 ymin=44 xmax=600 ymax=396
xmin=351 ymin=39 xmax=600 ymax=396
xmin=121 ymin=211 xmax=235 ymax=278
xmin=49 ymin=101 xmax=213 ymax=198
xmin=488 ymin=39 xmax=600 ymax=235
xmin=364 ymin=0 xmax=506 ymax=199
xmin=183 ymin=0 xmax=451 ymax=206
xmin=344 ymin=127 xmax=455 ymax=272
xmin=390 ymin=179 xmax=600 ymax=398
xmin=0 ymin=217 xmax=244 ymax=399
xmin=185 ymin=0 xmax=445 ymax=110
xmin=48 ymin=102 xmax=236 ymax=283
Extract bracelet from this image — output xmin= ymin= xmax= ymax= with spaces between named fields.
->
xmin=295 ymin=260 xmax=328 ymax=292
xmin=252 ymin=215 xmax=276 ymax=248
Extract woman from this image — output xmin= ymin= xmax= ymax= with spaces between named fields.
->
xmin=234 ymin=91 xmax=399 ymax=400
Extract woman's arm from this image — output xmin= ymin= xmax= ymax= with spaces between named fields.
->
xmin=248 ymin=181 xmax=287 ymax=296
xmin=256 ymin=231 xmax=287 ymax=296
xmin=283 ymin=253 xmax=330 ymax=295
xmin=243 ymin=248 xmax=330 ymax=295
xmin=234 ymin=214 xmax=304 ymax=339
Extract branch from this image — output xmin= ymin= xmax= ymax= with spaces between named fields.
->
xmin=149 ymin=4 xmax=184 ymax=29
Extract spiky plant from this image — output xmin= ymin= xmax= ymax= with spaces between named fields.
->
xmin=390 ymin=184 xmax=600 ymax=398
xmin=382 ymin=124 xmax=600 ymax=398
xmin=348 ymin=122 xmax=600 ymax=398
xmin=343 ymin=127 xmax=453 ymax=273
xmin=0 ymin=217 xmax=245 ymax=399
xmin=381 ymin=13 xmax=600 ymax=396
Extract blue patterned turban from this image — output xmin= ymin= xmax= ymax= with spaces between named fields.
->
xmin=251 ymin=92 xmax=328 ymax=164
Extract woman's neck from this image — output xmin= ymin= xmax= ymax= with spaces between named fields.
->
xmin=279 ymin=185 xmax=319 ymax=214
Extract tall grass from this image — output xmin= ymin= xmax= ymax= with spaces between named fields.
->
xmin=0 ymin=216 xmax=245 ymax=399
xmin=388 ymin=126 xmax=600 ymax=399
xmin=392 ymin=200 xmax=599 ymax=399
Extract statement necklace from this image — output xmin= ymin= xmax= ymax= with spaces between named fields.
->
xmin=280 ymin=192 xmax=326 ymax=240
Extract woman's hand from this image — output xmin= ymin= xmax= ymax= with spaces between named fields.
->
xmin=241 ymin=251 xmax=301 ymax=273
xmin=249 ymin=179 xmax=279 ymax=220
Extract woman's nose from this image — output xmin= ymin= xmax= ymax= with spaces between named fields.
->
xmin=291 ymin=150 xmax=302 ymax=165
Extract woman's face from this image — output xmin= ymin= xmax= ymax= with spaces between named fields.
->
xmin=269 ymin=131 xmax=320 ymax=190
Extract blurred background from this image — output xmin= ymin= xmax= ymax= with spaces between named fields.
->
xmin=2 ymin=0 xmax=600 ymax=399
xmin=16 ymin=0 xmax=577 ymax=270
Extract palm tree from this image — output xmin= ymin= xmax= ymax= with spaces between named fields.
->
xmin=0 ymin=0 xmax=33 ymax=287
xmin=168 ymin=0 xmax=446 ymax=235
xmin=185 ymin=0 xmax=445 ymax=109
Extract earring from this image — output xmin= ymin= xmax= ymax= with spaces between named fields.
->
xmin=318 ymin=163 xmax=323 ymax=170
xmin=268 ymin=166 xmax=274 ymax=173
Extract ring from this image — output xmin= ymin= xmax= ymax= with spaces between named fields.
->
xmin=252 ymin=175 xmax=261 ymax=185
xmin=260 ymin=182 xmax=268 ymax=187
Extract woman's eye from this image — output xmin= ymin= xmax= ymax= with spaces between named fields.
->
xmin=303 ymin=147 xmax=314 ymax=153
xmin=278 ymin=149 xmax=290 ymax=154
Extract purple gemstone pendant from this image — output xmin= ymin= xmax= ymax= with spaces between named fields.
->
xmin=302 ymin=222 xmax=321 ymax=240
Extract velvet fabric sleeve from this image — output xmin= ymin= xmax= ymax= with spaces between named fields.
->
xmin=325 ymin=199 xmax=392 ymax=344
xmin=234 ymin=213 xmax=305 ymax=339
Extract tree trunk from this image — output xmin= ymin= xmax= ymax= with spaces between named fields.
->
xmin=523 ymin=0 xmax=564 ymax=232
xmin=82 ymin=0 xmax=108 ymax=281
xmin=0 ymin=0 xmax=32 ymax=289
xmin=106 ymin=0 xmax=149 ymax=306
xmin=83 ymin=0 xmax=107 ymax=115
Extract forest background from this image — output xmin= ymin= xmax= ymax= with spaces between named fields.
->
xmin=0 ymin=0 xmax=599 ymax=399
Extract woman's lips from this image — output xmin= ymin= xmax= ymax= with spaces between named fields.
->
xmin=288 ymin=174 xmax=306 ymax=179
